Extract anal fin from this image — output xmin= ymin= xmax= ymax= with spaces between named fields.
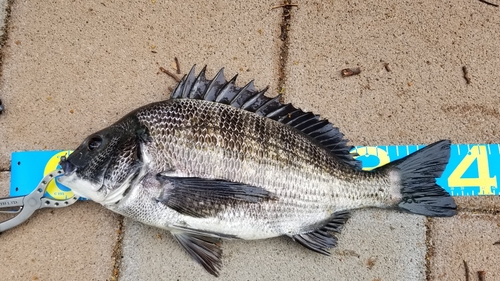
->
xmin=291 ymin=211 xmax=350 ymax=255
xmin=172 ymin=231 xmax=223 ymax=277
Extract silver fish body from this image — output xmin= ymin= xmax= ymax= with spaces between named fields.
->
xmin=58 ymin=66 xmax=456 ymax=276
xmin=109 ymin=98 xmax=388 ymax=239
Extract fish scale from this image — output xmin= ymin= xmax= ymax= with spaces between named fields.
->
xmin=58 ymin=66 xmax=456 ymax=276
xmin=122 ymin=98 xmax=393 ymax=236
xmin=141 ymin=100 xmax=358 ymax=190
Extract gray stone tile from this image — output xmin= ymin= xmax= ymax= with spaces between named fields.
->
xmin=0 ymin=170 xmax=119 ymax=281
xmin=428 ymin=210 xmax=500 ymax=281
xmin=120 ymin=210 xmax=426 ymax=280
xmin=284 ymin=0 xmax=500 ymax=146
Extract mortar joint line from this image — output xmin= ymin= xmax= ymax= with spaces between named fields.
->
xmin=0 ymin=0 xmax=15 ymax=77
xmin=276 ymin=0 xmax=295 ymax=99
xmin=424 ymin=217 xmax=434 ymax=281
xmin=110 ymin=216 xmax=125 ymax=281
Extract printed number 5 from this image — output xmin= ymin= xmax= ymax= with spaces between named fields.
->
xmin=354 ymin=147 xmax=391 ymax=171
xmin=448 ymin=145 xmax=497 ymax=195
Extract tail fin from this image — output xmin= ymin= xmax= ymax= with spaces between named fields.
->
xmin=381 ymin=140 xmax=457 ymax=217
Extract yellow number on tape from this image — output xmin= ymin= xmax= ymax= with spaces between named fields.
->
xmin=355 ymin=146 xmax=391 ymax=171
xmin=448 ymin=145 xmax=497 ymax=195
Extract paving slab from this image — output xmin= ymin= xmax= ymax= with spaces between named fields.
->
xmin=0 ymin=0 xmax=280 ymax=280
xmin=455 ymin=196 xmax=500 ymax=213
xmin=121 ymin=209 xmax=426 ymax=280
xmin=284 ymin=0 xmax=500 ymax=146
xmin=0 ymin=0 xmax=7 ymax=39
xmin=283 ymin=1 xmax=500 ymax=281
xmin=0 ymin=0 xmax=498 ymax=281
xmin=0 ymin=172 xmax=121 ymax=281
xmin=0 ymin=0 xmax=281 ymax=169
xmin=427 ymin=197 xmax=500 ymax=281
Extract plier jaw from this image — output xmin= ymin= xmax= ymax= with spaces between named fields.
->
xmin=0 ymin=169 xmax=79 ymax=233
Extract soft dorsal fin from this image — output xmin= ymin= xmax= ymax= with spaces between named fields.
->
xmin=170 ymin=66 xmax=361 ymax=169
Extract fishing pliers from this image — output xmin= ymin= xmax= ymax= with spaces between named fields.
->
xmin=0 ymin=169 xmax=79 ymax=233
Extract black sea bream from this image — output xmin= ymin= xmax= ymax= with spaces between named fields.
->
xmin=58 ymin=66 xmax=457 ymax=276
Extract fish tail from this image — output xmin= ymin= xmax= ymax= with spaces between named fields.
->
xmin=381 ymin=140 xmax=457 ymax=217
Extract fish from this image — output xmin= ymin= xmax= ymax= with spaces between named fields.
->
xmin=58 ymin=66 xmax=457 ymax=276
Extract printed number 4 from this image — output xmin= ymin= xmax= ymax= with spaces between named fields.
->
xmin=448 ymin=145 xmax=497 ymax=195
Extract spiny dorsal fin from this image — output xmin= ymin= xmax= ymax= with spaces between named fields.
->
xmin=170 ymin=65 xmax=361 ymax=169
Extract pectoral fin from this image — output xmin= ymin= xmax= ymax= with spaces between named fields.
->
xmin=156 ymin=175 xmax=277 ymax=218
xmin=172 ymin=231 xmax=223 ymax=277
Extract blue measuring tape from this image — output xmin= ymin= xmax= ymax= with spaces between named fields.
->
xmin=11 ymin=151 xmax=74 ymax=200
xmin=352 ymin=143 xmax=499 ymax=196
xmin=9 ymin=144 xmax=500 ymax=198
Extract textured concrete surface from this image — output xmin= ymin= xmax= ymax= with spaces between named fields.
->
xmin=283 ymin=2 xmax=500 ymax=280
xmin=0 ymin=0 xmax=280 ymax=169
xmin=0 ymin=0 xmax=7 ymax=39
xmin=284 ymin=0 xmax=500 ymax=146
xmin=427 ymin=197 xmax=500 ymax=281
xmin=121 ymin=210 xmax=426 ymax=280
xmin=0 ymin=0 xmax=498 ymax=280
xmin=428 ymin=210 xmax=500 ymax=281
xmin=0 ymin=172 xmax=121 ymax=281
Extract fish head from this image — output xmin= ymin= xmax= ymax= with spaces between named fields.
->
xmin=58 ymin=115 xmax=150 ymax=204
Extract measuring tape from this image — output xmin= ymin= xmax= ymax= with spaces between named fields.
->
xmin=352 ymin=143 xmax=499 ymax=196
xmin=9 ymin=144 xmax=500 ymax=198
xmin=11 ymin=151 xmax=74 ymax=199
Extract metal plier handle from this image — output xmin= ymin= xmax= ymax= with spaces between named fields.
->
xmin=0 ymin=169 xmax=79 ymax=233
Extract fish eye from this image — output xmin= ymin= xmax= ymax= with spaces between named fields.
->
xmin=87 ymin=136 xmax=103 ymax=151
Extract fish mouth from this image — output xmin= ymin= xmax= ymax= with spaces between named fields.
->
xmin=57 ymin=155 xmax=108 ymax=202
xmin=59 ymin=155 xmax=76 ymax=175
xmin=58 ymin=154 xmax=109 ymax=187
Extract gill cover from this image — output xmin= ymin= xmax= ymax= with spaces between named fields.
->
xmin=60 ymin=113 xmax=151 ymax=194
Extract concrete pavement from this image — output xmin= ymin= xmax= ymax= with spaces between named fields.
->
xmin=0 ymin=1 xmax=498 ymax=280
